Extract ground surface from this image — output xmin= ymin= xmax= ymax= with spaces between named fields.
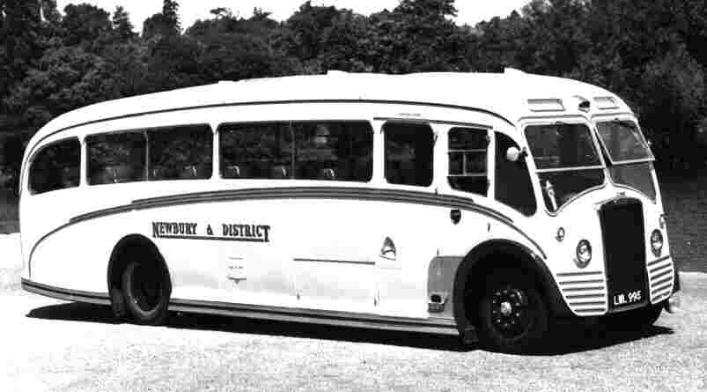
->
xmin=0 ymin=273 xmax=704 ymax=392
xmin=661 ymin=173 xmax=707 ymax=272
xmin=0 ymin=176 xmax=705 ymax=391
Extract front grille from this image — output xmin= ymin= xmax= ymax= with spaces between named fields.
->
xmin=556 ymin=271 xmax=607 ymax=315
xmin=600 ymin=198 xmax=648 ymax=311
xmin=647 ymin=256 xmax=674 ymax=303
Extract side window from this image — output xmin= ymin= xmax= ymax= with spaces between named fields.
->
xmin=219 ymin=122 xmax=293 ymax=179
xmin=495 ymin=132 xmax=536 ymax=215
xmin=384 ymin=122 xmax=434 ymax=186
xmin=148 ymin=124 xmax=213 ymax=180
xmin=29 ymin=138 xmax=81 ymax=195
xmin=292 ymin=121 xmax=372 ymax=181
xmin=448 ymin=128 xmax=489 ymax=195
xmin=219 ymin=121 xmax=373 ymax=181
xmin=87 ymin=132 xmax=146 ymax=185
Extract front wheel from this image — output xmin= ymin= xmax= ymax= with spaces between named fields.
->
xmin=477 ymin=271 xmax=549 ymax=353
xmin=122 ymin=261 xmax=170 ymax=325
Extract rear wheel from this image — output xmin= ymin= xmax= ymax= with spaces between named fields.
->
xmin=122 ymin=261 xmax=170 ymax=325
xmin=477 ymin=270 xmax=549 ymax=353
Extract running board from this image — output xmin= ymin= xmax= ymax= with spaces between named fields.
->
xmin=170 ymin=299 xmax=458 ymax=336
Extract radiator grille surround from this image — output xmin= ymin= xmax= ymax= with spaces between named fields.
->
xmin=600 ymin=198 xmax=649 ymax=312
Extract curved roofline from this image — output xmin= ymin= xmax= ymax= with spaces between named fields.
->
xmin=24 ymin=71 xmax=633 ymax=160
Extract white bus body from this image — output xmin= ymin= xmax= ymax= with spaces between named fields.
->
xmin=20 ymin=71 xmax=679 ymax=351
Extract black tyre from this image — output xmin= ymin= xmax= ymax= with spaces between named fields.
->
xmin=121 ymin=260 xmax=170 ymax=325
xmin=477 ymin=270 xmax=549 ymax=353
xmin=602 ymin=304 xmax=662 ymax=331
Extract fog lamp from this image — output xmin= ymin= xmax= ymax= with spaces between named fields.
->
xmin=575 ymin=239 xmax=592 ymax=268
xmin=650 ymin=229 xmax=664 ymax=257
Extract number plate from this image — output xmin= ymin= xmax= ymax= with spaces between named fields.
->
xmin=611 ymin=289 xmax=644 ymax=308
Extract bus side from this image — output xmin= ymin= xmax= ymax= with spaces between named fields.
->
xmin=21 ymin=103 xmax=544 ymax=324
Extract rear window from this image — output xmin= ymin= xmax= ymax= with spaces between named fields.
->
xmin=29 ymin=138 xmax=81 ymax=195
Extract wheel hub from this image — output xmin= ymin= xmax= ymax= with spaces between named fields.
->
xmin=490 ymin=287 xmax=531 ymax=338
xmin=500 ymin=301 xmax=513 ymax=316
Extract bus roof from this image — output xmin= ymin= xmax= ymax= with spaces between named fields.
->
xmin=31 ymin=70 xmax=631 ymax=145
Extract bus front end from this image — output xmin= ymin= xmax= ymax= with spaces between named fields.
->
xmin=522 ymin=115 xmax=679 ymax=323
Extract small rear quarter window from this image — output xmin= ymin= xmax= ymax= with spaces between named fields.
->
xmin=29 ymin=138 xmax=81 ymax=195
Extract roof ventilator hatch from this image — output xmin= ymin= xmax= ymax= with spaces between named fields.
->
xmin=593 ymin=96 xmax=619 ymax=110
xmin=527 ymin=98 xmax=565 ymax=112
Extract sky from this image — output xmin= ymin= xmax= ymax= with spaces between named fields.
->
xmin=55 ymin=0 xmax=530 ymax=31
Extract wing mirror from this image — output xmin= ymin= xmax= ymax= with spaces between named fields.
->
xmin=506 ymin=146 xmax=528 ymax=162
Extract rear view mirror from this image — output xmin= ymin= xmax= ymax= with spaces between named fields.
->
xmin=506 ymin=146 xmax=527 ymax=162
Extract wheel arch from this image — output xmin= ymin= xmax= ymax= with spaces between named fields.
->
xmin=107 ymin=234 xmax=172 ymax=297
xmin=452 ymin=239 xmax=571 ymax=332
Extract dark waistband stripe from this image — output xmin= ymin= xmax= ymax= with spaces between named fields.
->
xmin=31 ymin=186 xmax=546 ymax=263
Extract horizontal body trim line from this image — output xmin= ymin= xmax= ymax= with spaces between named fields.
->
xmin=30 ymin=186 xmax=546 ymax=263
xmin=170 ymin=298 xmax=458 ymax=334
xmin=646 ymin=255 xmax=671 ymax=267
xmin=72 ymin=187 xmax=511 ymax=225
xmin=293 ymin=258 xmax=375 ymax=265
xmin=372 ymin=117 xmax=492 ymax=129
xmin=21 ymin=279 xmax=110 ymax=305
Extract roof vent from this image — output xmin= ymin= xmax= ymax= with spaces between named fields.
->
xmin=327 ymin=70 xmax=348 ymax=76
xmin=594 ymin=96 xmax=619 ymax=110
xmin=527 ymin=98 xmax=565 ymax=112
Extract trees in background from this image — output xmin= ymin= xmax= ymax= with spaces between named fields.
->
xmin=1 ymin=0 xmax=706 ymax=192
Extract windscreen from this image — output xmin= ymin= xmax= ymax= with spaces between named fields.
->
xmin=596 ymin=120 xmax=656 ymax=200
xmin=596 ymin=120 xmax=653 ymax=163
xmin=525 ymin=123 xmax=605 ymax=211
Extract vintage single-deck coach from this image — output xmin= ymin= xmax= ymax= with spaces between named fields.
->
xmin=20 ymin=70 xmax=680 ymax=352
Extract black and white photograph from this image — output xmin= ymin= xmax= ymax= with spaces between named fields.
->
xmin=0 ymin=0 xmax=705 ymax=390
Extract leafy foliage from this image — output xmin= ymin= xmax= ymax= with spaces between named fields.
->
xmin=0 ymin=0 xmax=706 ymax=190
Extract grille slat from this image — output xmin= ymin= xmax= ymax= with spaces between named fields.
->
xmin=556 ymin=272 xmax=607 ymax=315
xmin=561 ymin=286 xmax=605 ymax=292
xmin=558 ymin=279 xmax=605 ymax=285
xmin=649 ymin=263 xmax=672 ymax=274
xmin=568 ymin=301 xmax=606 ymax=306
xmin=647 ymin=256 xmax=674 ymax=303
xmin=565 ymin=293 xmax=606 ymax=300
xmin=651 ymin=269 xmax=673 ymax=281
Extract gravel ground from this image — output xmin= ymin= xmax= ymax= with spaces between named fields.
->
xmin=0 ymin=273 xmax=704 ymax=392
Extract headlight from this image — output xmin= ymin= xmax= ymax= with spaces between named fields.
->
xmin=575 ymin=240 xmax=592 ymax=268
xmin=650 ymin=229 xmax=664 ymax=257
